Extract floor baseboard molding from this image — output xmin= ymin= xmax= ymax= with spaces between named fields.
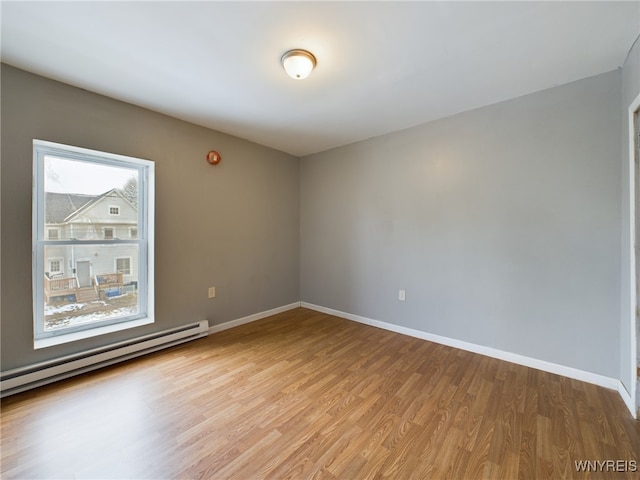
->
xmin=617 ymin=381 xmax=637 ymax=419
xmin=301 ymin=302 xmax=635 ymax=417
xmin=208 ymin=302 xmax=302 ymax=335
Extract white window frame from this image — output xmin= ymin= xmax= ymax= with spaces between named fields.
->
xmin=47 ymin=257 xmax=64 ymax=276
xmin=33 ymin=140 xmax=155 ymax=347
xmin=115 ymin=256 xmax=132 ymax=276
xmin=47 ymin=228 xmax=59 ymax=240
xmin=108 ymin=205 xmax=120 ymax=216
xmin=103 ymin=227 xmax=115 ymax=240
xmin=130 ymin=227 xmax=138 ymax=239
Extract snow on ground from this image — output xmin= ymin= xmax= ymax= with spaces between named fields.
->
xmin=44 ymin=297 xmax=137 ymax=330
xmin=44 ymin=303 xmax=86 ymax=315
xmin=52 ymin=306 xmax=138 ymax=327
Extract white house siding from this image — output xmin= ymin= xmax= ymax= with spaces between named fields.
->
xmin=69 ymin=195 xmax=137 ymax=240
xmin=44 ymin=245 xmax=69 ymax=277
xmin=43 ymin=190 xmax=139 ymax=287
xmin=68 ymin=245 xmax=138 ymax=283
xmin=69 ymin=223 xmax=138 ymax=240
xmin=44 ymin=245 xmax=138 ymax=282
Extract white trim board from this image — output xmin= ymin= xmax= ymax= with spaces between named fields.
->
xmin=301 ymin=302 xmax=635 ymax=417
xmin=618 ymin=381 xmax=635 ymax=419
xmin=208 ymin=302 xmax=301 ymax=335
xmin=627 ymin=91 xmax=640 ymax=419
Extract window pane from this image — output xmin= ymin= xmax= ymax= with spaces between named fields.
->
xmin=49 ymin=260 xmax=62 ymax=274
xmin=44 ymin=156 xmax=139 ymax=241
xmin=116 ymin=258 xmax=131 ymax=275
xmin=43 ymin=244 xmax=139 ymax=331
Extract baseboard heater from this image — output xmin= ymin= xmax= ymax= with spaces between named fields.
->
xmin=0 ymin=320 xmax=209 ymax=398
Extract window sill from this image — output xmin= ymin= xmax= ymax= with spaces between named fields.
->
xmin=34 ymin=317 xmax=154 ymax=350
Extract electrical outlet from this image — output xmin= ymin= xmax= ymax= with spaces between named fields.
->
xmin=398 ymin=289 xmax=405 ymax=301
xmin=208 ymin=286 xmax=216 ymax=299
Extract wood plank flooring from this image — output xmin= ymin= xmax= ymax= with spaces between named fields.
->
xmin=1 ymin=308 xmax=638 ymax=479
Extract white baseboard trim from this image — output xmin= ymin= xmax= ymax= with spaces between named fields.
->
xmin=301 ymin=302 xmax=632 ymax=414
xmin=617 ymin=381 xmax=637 ymax=419
xmin=209 ymin=302 xmax=302 ymax=335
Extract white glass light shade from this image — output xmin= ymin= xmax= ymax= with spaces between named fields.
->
xmin=281 ymin=49 xmax=316 ymax=80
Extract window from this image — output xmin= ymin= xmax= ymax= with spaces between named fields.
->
xmin=48 ymin=258 xmax=63 ymax=275
xmin=33 ymin=140 xmax=154 ymax=345
xmin=116 ymin=257 xmax=131 ymax=275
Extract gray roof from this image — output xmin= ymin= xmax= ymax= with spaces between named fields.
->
xmin=45 ymin=193 xmax=98 ymax=223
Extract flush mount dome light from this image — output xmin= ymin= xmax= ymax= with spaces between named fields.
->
xmin=281 ymin=49 xmax=316 ymax=80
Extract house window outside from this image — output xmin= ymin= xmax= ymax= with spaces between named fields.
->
xmin=48 ymin=258 xmax=63 ymax=275
xmin=116 ymin=257 xmax=131 ymax=275
xmin=33 ymin=140 xmax=155 ymax=343
xmin=130 ymin=227 xmax=138 ymax=239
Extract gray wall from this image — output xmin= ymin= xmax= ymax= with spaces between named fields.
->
xmin=1 ymin=58 xmax=632 ymax=388
xmin=301 ymin=70 xmax=622 ymax=378
xmin=1 ymin=64 xmax=300 ymax=371
xmin=620 ymin=35 xmax=640 ymax=399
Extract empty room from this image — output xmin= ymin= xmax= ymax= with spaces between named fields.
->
xmin=1 ymin=1 xmax=639 ymax=479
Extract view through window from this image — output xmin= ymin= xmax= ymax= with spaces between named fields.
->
xmin=33 ymin=141 xmax=154 ymax=340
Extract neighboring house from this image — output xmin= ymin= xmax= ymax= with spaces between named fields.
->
xmin=44 ymin=188 xmax=138 ymax=302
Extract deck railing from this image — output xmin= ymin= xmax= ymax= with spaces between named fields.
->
xmin=94 ymin=273 xmax=123 ymax=289
xmin=44 ymin=275 xmax=78 ymax=301
xmin=44 ymin=272 xmax=127 ymax=302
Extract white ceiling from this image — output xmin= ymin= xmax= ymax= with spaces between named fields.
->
xmin=2 ymin=1 xmax=639 ymax=157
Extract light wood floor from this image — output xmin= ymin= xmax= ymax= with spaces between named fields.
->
xmin=1 ymin=308 xmax=638 ymax=479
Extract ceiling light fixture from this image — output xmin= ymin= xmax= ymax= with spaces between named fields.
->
xmin=281 ymin=49 xmax=316 ymax=80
